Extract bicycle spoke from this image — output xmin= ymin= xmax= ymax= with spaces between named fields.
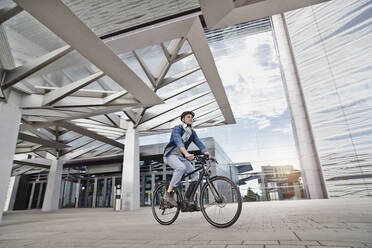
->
xmin=161 ymin=210 xmax=178 ymax=216
xmin=203 ymin=201 xmax=217 ymax=209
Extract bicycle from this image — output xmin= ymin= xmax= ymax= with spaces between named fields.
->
xmin=152 ymin=154 xmax=242 ymax=228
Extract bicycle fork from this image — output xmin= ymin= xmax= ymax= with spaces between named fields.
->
xmin=206 ymin=177 xmax=223 ymax=203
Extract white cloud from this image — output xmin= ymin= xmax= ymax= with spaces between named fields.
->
xmin=210 ymin=32 xmax=287 ymax=129
xmin=273 ymin=124 xmax=292 ymax=134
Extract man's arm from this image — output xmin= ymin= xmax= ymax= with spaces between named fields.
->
xmin=192 ymin=131 xmax=215 ymax=160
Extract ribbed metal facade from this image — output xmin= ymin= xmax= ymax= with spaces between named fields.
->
xmin=285 ymin=0 xmax=372 ymax=197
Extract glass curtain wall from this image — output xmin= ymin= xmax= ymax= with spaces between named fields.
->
xmin=284 ymin=0 xmax=372 ymax=197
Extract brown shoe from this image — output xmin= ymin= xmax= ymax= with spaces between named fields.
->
xmin=163 ymin=191 xmax=177 ymax=207
xmin=190 ymin=201 xmax=201 ymax=211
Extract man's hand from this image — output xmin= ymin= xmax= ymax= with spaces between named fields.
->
xmin=185 ymin=153 xmax=195 ymax=160
xmin=204 ymin=152 xmax=216 ymax=161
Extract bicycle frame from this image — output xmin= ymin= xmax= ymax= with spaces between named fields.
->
xmin=177 ymin=159 xmax=222 ymax=204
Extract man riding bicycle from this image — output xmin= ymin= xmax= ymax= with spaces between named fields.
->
xmin=163 ymin=111 xmax=213 ymax=209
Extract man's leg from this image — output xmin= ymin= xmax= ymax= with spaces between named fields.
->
xmin=163 ymin=155 xmax=186 ymax=206
xmin=180 ymin=157 xmax=201 ymax=210
xmin=180 ymin=156 xmax=199 ymax=182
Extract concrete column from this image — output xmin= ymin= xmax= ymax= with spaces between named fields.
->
xmin=3 ymin=176 xmax=20 ymax=212
xmin=92 ymin=178 xmax=98 ymax=208
xmin=140 ymin=176 xmax=145 ymax=206
xmin=67 ymin=181 xmax=73 ymax=207
xmin=121 ymin=121 xmax=140 ymax=211
xmin=27 ymin=183 xmax=36 ymax=210
xmin=0 ymin=92 xmax=22 ymax=222
xmin=151 ymin=174 xmax=155 ymax=195
xmin=111 ymin=176 xmax=115 ymax=208
xmin=271 ymin=14 xmax=328 ymax=199
xmin=75 ymin=179 xmax=80 ymax=208
xmin=59 ymin=179 xmax=65 ymax=209
xmin=260 ymin=174 xmax=267 ymax=201
xmin=102 ymin=178 xmax=107 ymax=207
xmin=42 ymin=159 xmax=64 ymax=211
xmin=84 ymin=180 xmax=89 ymax=207
xmin=36 ymin=183 xmax=44 ymax=209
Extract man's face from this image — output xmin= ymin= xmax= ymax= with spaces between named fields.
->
xmin=183 ymin=114 xmax=193 ymax=125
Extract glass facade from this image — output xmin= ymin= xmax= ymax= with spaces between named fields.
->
xmin=285 ymin=0 xmax=372 ymax=197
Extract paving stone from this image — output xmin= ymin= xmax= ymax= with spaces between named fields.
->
xmin=227 ymin=245 xmax=264 ymax=248
xmin=243 ymin=241 xmax=279 ymax=245
xmin=318 ymin=240 xmax=368 ymax=247
xmin=296 ymin=231 xmax=372 ymax=243
xmin=307 ymin=247 xmax=352 ymax=248
xmin=177 ymin=240 xmax=210 ymax=245
xmin=279 ymin=240 xmax=320 ymax=245
xmin=266 ymin=245 xmax=306 ymax=248
xmin=210 ymin=240 xmax=243 ymax=245
xmin=191 ymin=245 xmax=226 ymax=248
xmin=150 ymin=239 xmax=179 ymax=245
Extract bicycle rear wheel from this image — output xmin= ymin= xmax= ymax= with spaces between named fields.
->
xmin=152 ymin=182 xmax=181 ymax=225
xmin=200 ymin=176 xmax=242 ymax=228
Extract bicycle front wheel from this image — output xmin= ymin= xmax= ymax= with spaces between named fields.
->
xmin=152 ymin=182 xmax=181 ymax=225
xmin=200 ymin=176 xmax=242 ymax=228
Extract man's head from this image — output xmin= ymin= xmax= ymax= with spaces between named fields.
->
xmin=180 ymin=111 xmax=195 ymax=126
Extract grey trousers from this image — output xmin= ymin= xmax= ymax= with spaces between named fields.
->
xmin=163 ymin=154 xmax=199 ymax=187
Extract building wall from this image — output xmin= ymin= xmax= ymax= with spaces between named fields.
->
xmin=9 ymin=137 xmax=240 ymax=209
xmin=214 ymin=141 xmax=239 ymax=185
xmin=285 ymin=0 xmax=372 ymax=197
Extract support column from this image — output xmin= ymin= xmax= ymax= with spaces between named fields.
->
xmin=27 ymin=183 xmax=36 ymax=210
xmin=67 ymin=181 xmax=73 ymax=207
xmin=0 ymin=92 xmax=21 ymax=222
xmin=59 ymin=179 xmax=65 ymax=209
xmin=151 ymin=174 xmax=155 ymax=195
xmin=140 ymin=176 xmax=145 ymax=206
xmin=36 ymin=183 xmax=44 ymax=209
xmin=92 ymin=178 xmax=98 ymax=208
xmin=121 ymin=121 xmax=140 ymax=211
xmin=75 ymin=179 xmax=80 ymax=208
xmin=84 ymin=180 xmax=89 ymax=207
xmin=3 ymin=176 xmax=20 ymax=212
xmin=111 ymin=176 xmax=115 ymax=208
xmin=42 ymin=159 xmax=64 ymax=211
xmin=271 ymin=14 xmax=327 ymax=199
xmin=102 ymin=178 xmax=107 ymax=207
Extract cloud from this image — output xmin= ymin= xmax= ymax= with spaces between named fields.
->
xmin=210 ymin=32 xmax=287 ymax=128
xmin=273 ymin=125 xmax=292 ymax=133
xmin=253 ymin=43 xmax=278 ymax=69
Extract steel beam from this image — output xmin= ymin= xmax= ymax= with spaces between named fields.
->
xmin=2 ymin=45 xmax=73 ymax=90
xmin=43 ymin=71 xmax=105 ymax=106
xmin=187 ymin=18 xmax=236 ymax=124
xmin=58 ymin=122 xmax=124 ymax=149
xmin=14 ymin=0 xmax=163 ymax=105
xmin=13 ymin=158 xmax=51 ymax=169
xmin=140 ymin=90 xmax=212 ymax=123
xmin=18 ymin=133 xmax=69 ymax=149
xmin=0 ymin=5 xmax=23 ymax=24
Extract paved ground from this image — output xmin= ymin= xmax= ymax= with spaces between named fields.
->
xmin=1 ymin=198 xmax=372 ymax=248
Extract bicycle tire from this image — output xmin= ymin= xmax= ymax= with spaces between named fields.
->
xmin=200 ymin=176 xmax=242 ymax=228
xmin=152 ymin=182 xmax=181 ymax=225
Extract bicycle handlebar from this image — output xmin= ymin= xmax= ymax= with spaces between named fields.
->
xmin=194 ymin=154 xmax=218 ymax=164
